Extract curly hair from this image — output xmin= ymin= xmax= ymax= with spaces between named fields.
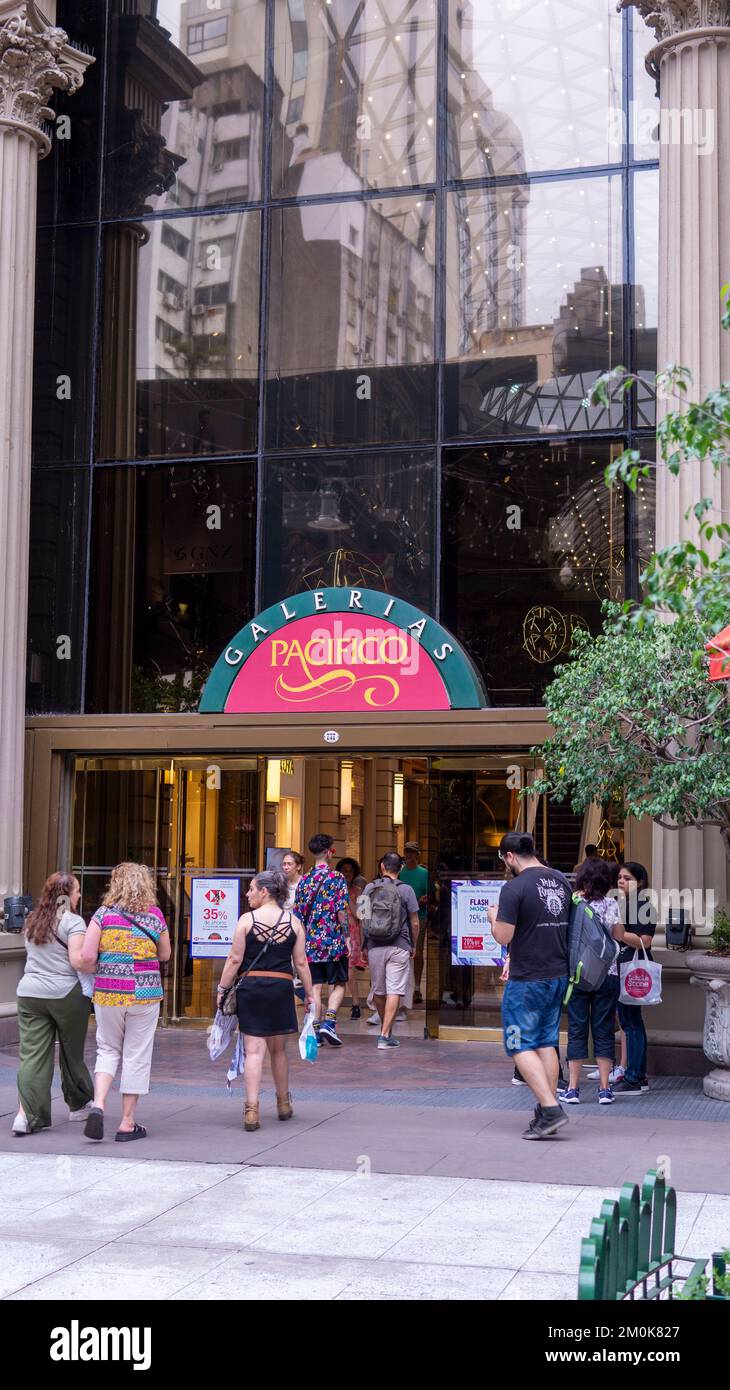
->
xmin=25 ymin=871 xmax=78 ymax=945
xmin=102 ymin=862 xmax=158 ymax=914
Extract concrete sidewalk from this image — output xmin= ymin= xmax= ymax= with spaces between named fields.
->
xmin=1 ymin=1153 xmax=729 ymax=1302
xmin=1 ymin=1028 xmax=728 ymax=1194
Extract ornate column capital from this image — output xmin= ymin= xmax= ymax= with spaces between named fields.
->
xmin=619 ymin=1 xmax=730 ymax=40
xmin=0 ymin=1 xmax=94 ymax=153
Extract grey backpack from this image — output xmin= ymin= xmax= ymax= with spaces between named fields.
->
xmin=362 ymin=877 xmax=403 ymax=945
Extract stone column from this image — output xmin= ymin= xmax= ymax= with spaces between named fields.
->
xmin=0 ymin=2 xmax=93 ymax=902
xmin=621 ymin=1 xmax=730 ymax=909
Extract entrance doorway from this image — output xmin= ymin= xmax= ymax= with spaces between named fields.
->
xmin=70 ymin=751 xmax=587 ymax=1032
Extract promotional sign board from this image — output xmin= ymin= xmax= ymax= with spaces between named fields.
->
xmin=450 ymin=879 xmax=506 ymax=967
xmin=190 ymin=877 xmax=240 ymax=959
xmin=199 ymin=588 xmax=487 ymax=714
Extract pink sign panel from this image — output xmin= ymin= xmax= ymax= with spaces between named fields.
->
xmin=224 ymin=612 xmax=451 ymax=713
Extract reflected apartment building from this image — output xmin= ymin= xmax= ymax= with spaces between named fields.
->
xmin=3 ymin=0 xmax=725 ymax=1048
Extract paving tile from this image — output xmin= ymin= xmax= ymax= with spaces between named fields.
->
xmin=498 ymin=1270 xmax=577 ymax=1300
xmin=7 ymin=1240 xmax=229 ymax=1301
xmin=169 ymin=1250 xmax=365 ymax=1301
xmin=0 ymin=1236 xmax=109 ymax=1299
xmin=335 ymin=1259 xmax=514 ymax=1300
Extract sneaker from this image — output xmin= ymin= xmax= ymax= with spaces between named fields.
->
xmin=522 ymin=1105 xmax=569 ymax=1140
xmin=377 ymin=1035 xmax=400 ymax=1049
xmin=511 ymin=1067 xmax=526 ymax=1087
xmin=367 ymin=1011 xmax=381 ymax=1026
xmin=11 ymin=1110 xmax=29 ymax=1136
xmin=395 ymin=1008 xmax=408 ymax=1021
xmin=350 ymin=1005 xmax=361 ymax=1020
xmin=611 ymin=1079 xmax=645 ymax=1097
xmin=561 ymin=1088 xmax=581 ymax=1104
xmin=585 ymin=1068 xmax=600 ymax=1080
xmin=68 ymin=1103 xmax=93 ymax=1122
xmin=598 ymin=1088 xmax=614 ymax=1105
xmin=414 ymin=990 xmax=423 ymax=1004
xmin=556 ymin=1082 xmax=568 ymax=1097
xmin=318 ymin=1020 xmax=343 ymax=1047
xmin=609 ymin=1065 xmax=625 ymax=1085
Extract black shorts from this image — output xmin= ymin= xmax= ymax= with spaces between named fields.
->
xmin=309 ymin=957 xmax=349 ymax=986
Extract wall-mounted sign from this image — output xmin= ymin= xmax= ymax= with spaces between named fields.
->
xmin=200 ymin=588 xmax=487 ymax=713
xmin=190 ymin=877 xmax=240 ymax=959
xmin=450 ymin=879 xmax=506 ymax=967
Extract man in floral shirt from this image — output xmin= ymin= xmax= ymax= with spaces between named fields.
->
xmin=295 ymin=833 xmax=351 ymax=1046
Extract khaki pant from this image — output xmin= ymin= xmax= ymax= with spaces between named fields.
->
xmin=94 ymin=1001 xmax=160 ymax=1095
xmin=17 ymin=984 xmax=94 ymax=1131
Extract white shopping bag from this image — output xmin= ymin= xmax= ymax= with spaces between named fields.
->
xmin=207 ymin=1009 xmax=238 ymax=1060
xmin=619 ymin=945 xmax=662 ymax=1006
xmin=298 ymin=1004 xmax=318 ymax=1062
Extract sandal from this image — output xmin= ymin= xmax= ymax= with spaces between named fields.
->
xmin=115 ymin=1123 xmax=147 ymax=1142
xmin=83 ymin=1106 xmax=104 ymax=1142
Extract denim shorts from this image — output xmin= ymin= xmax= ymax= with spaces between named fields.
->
xmin=502 ymin=977 xmax=567 ymax=1055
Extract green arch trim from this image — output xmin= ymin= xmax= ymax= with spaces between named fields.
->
xmin=199 ymin=588 xmax=488 ymax=712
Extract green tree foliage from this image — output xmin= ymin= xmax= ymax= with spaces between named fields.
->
xmin=532 ymin=610 xmax=730 ymax=860
xmin=530 ymin=297 xmax=730 ymax=859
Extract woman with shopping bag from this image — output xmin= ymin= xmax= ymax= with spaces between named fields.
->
xmin=216 ymin=868 xmax=314 ymax=1132
xmin=613 ymin=862 xmax=658 ymax=1097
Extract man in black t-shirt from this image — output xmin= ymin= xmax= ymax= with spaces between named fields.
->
xmin=487 ymin=832 xmax=571 ymax=1140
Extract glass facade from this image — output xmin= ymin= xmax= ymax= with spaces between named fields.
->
xmin=28 ymin=0 xmax=659 ymax=715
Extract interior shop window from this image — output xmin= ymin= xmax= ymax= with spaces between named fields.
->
xmin=32 ymin=226 xmax=97 ymax=465
xmin=36 ymin=0 xmax=104 ymax=225
xmin=98 ymin=212 xmax=260 ymax=460
xmin=26 ymin=470 xmax=90 ymax=715
xmin=271 ymin=0 xmax=436 ymax=197
xmin=444 ymin=176 xmax=625 ymax=439
xmin=449 ymin=0 xmax=623 ymax=179
xmin=442 ymin=442 xmax=635 ymax=706
xmin=87 ymin=462 xmax=256 ymax=713
xmin=260 ymin=451 xmax=436 ymax=612
xmin=104 ymin=1 xmax=264 ymax=218
xmin=267 ymin=198 xmax=436 ymax=449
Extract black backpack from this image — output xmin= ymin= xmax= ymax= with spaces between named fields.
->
xmin=360 ymin=877 xmax=404 ymax=946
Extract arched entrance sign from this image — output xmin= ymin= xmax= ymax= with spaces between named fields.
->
xmin=199 ymin=588 xmax=487 ymax=713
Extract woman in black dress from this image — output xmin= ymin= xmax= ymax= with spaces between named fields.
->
xmin=216 ymin=869 xmax=314 ymax=1132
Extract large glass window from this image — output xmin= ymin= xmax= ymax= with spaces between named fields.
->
xmin=272 ymin=0 xmax=437 ymax=197
xmin=442 ymin=441 xmax=628 ymax=705
xmin=267 ymin=196 xmax=435 ymax=448
xmin=87 ymin=462 xmax=256 ymax=712
xmin=104 ymin=0 xmax=265 ymax=218
xmin=445 ymin=176 xmax=625 ymax=437
xmin=32 ymin=227 xmax=98 ymax=464
xmin=27 ymin=470 xmax=90 ymax=714
xmin=261 ymin=450 xmax=436 ymax=611
xmin=99 ymin=212 xmax=260 ymax=460
xmin=449 ymin=0 xmax=623 ymax=179
xmin=631 ymin=8 xmax=662 ymax=162
xmin=634 ymin=169 xmax=659 ymax=430
xmin=36 ymin=0 xmax=105 ymax=226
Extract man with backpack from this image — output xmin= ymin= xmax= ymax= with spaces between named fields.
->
xmin=487 ymin=832 xmax=571 ymax=1140
xmin=359 ymin=852 xmax=420 ymax=1050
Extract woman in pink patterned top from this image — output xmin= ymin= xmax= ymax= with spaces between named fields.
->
xmin=79 ymin=862 xmax=171 ymax=1144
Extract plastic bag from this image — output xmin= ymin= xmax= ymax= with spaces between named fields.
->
xmin=298 ymin=1004 xmax=319 ymax=1062
xmin=226 ymin=1032 xmax=245 ymax=1091
xmin=207 ymin=1009 xmax=238 ymax=1061
xmin=619 ymin=945 xmax=662 ymax=1006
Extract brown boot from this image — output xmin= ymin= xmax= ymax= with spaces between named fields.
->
xmin=244 ymin=1102 xmax=260 ymax=1132
xmin=276 ymin=1092 xmax=294 ymax=1122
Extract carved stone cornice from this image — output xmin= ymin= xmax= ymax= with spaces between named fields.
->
xmin=0 ymin=1 xmax=94 ymax=153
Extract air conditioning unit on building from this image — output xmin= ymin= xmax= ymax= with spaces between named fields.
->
xmin=191 ymin=303 xmax=207 ymax=317
xmin=212 ymin=161 xmax=225 ymax=173
xmin=162 ymin=292 xmax=180 ymax=311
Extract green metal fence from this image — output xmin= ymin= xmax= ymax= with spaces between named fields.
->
xmin=579 ymin=1169 xmax=724 ymax=1300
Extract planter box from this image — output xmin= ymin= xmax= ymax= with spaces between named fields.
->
xmin=686 ymin=951 xmax=730 ymax=1101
